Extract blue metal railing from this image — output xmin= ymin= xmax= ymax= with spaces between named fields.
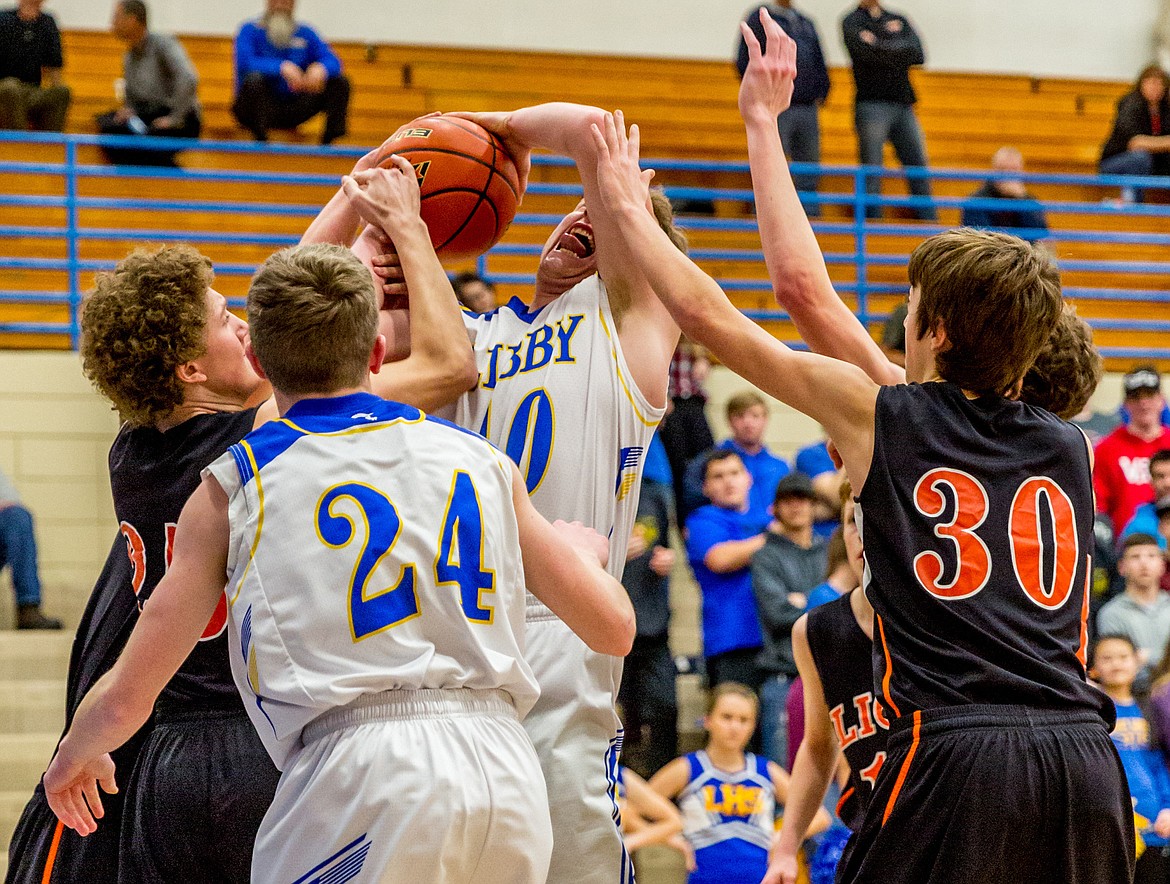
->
xmin=1 ymin=130 xmax=1169 ymax=358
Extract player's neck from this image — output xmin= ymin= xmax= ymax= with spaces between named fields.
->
xmin=1103 ymin=685 xmax=1135 ymax=705
xmin=827 ymin=568 xmax=856 ymax=594
xmin=850 ymin=587 xmax=875 ymax=640
xmin=274 ymin=384 xmax=368 ymax=417
xmin=705 ymin=744 xmax=748 ymax=771
xmin=156 ymin=396 xmax=250 ymax=431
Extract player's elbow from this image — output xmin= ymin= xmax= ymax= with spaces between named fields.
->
xmin=588 ymin=599 xmax=636 ymax=657
xmin=450 ymin=344 xmax=479 ymax=393
xmin=771 ymin=267 xmax=821 ymax=309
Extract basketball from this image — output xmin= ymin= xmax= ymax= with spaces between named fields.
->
xmin=376 ymin=115 xmax=521 ymax=260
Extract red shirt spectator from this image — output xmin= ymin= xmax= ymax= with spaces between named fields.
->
xmin=1096 ymin=366 xmax=1170 ymax=531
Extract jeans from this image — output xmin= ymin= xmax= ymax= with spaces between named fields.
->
xmin=759 ymin=672 xmax=793 ymax=766
xmin=855 ymin=100 xmax=936 ymax=220
xmin=1100 ymin=150 xmax=1156 ymax=202
xmin=777 ymin=104 xmax=822 ymax=217
xmin=0 ymin=505 xmax=42 ymax=606
xmin=232 ymin=71 xmax=350 ymax=144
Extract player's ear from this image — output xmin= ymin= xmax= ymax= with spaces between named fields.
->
xmin=175 ymin=359 xmax=207 ymax=386
xmin=245 ymin=342 xmax=268 ymax=381
xmin=929 ymin=318 xmax=949 ymax=355
xmin=368 ymin=335 xmax=387 ymax=375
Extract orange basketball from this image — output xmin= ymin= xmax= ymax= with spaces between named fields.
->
xmin=376 ymin=115 xmax=520 ymax=260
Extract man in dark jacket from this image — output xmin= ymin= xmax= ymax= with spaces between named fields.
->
xmin=960 ymin=147 xmax=1050 ymax=244
xmin=0 ymin=0 xmax=70 ymax=131
xmin=750 ymin=472 xmax=826 ymax=765
xmin=736 ymin=2 xmax=830 ymax=215
xmin=842 ymin=0 xmax=935 ymax=220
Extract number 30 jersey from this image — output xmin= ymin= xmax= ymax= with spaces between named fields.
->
xmin=205 ymin=393 xmax=540 ymax=769
xmin=858 ymin=382 xmax=1113 ymax=725
xmin=449 ymin=277 xmax=665 ymax=580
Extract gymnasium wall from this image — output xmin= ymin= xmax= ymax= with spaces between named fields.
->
xmin=48 ymin=0 xmax=1161 ymax=82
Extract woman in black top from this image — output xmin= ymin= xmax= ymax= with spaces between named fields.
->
xmin=1100 ymin=65 xmax=1170 ymax=201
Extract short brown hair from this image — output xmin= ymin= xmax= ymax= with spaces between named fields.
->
xmin=907 ymin=229 xmax=1062 ymax=396
xmin=81 ymin=244 xmax=213 ymax=427
xmin=824 ymin=526 xmax=848 ymax=579
xmin=726 ymin=390 xmax=766 ymax=419
xmin=1018 ymin=303 xmax=1101 ymax=420
xmin=705 ymin=681 xmax=759 ymax=716
xmin=246 ymin=244 xmax=378 ymax=396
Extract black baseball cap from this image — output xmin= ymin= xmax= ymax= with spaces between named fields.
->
xmin=1124 ymin=365 xmax=1162 ymax=397
xmin=773 ymin=471 xmax=816 ymax=502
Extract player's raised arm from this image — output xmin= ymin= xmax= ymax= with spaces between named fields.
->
xmin=43 ymin=476 xmax=233 ymax=836
xmin=453 ymin=103 xmax=680 ymax=408
xmin=508 ymin=461 xmax=635 ymax=657
xmin=299 ymin=148 xmax=383 ymax=247
xmin=763 ymin=615 xmax=841 ymax=884
xmin=741 ymin=12 xmax=904 ymax=387
xmin=590 ymin=112 xmax=880 ymax=489
xmin=342 ymin=160 xmax=478 ymax=411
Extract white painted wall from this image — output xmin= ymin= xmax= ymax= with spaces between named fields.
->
xmin=47 ymin=0 xmax=1159 ymax=82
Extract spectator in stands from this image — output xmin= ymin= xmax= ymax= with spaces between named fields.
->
xmin=806 ymin=528 xmax=857 ymax=610
xmin=735 ymin=3 xmax=830 ymax=216
xmin=0 ymin=0 xmax=70 ymax=132
xmin=879 ymin=302 xmax=907 ymax=366
xmin=1123 ymin=449 xmax=1170 ymax=550
xmin=619 ymin=435 xmax=678 ymax=777
xmin=685 ymin=450 xmax=766 ymax=699
xmin=960 ymin=147 xmax=1050 ymax=243
xmin=451 ymin=270 xmax=496 ymax=313
xmin=841 ymin=0 xmax=935 ymax=221
xmin=1099 ymin=65 xmax=1170 ymax=204
xmin=0 ymin=467 xmax=62 ymax=629
xmin=1098 ymin=534 xmax=1170 ymax=682
xmin=684 ymin=391 xmax=790 ymax=531
xmin=1095 ymin=365 xmax=1170 ymax=534
xmin=661 ymin=338 xmax=715 ymax=523
xmin=1093 ymin=633 xmax=1170 ymax=883
xmin=793 ymin=437 xmax=842 ymax=541
xmin=750 ymin=471 xmax=826 ymax=765
xmin=232 ymin=0 xmax=349 ymax=145
xmin=97 ymin=0 xmax=201 ymax=167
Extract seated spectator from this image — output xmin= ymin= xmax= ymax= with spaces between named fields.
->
xmin=879 ymin=302 xmax=907 ymax=367
xmin=960 ymin=147 xmax=1050 ymax=243
xmin=232 ymin=0 xmax=350 ymax=145
xmin=1098 ymin=534 xmax=1170 ymax=684
xmin=1123 ymin=449 xmax=1170 ymax=550
xmin=1093 ymin=634 xmax=1170 ymax=881
xmin=751 ymin=472 xmax=826 ymax=765
xmin=1099 ymin=65 xmax=1170 ymax=203
xmin=0 ymin=0 xmax=70 ymax=132
xmin=619 ymin=434 xmax=679 ymax=777
xmin=451 ymin=271 xmax=497 ymax=314
xmin=685 ymin=450 xmax=766 ymax=697
xmin=1095 ymin=365 xmax=1170 ymax=534
xmin=97 ymin=0 xmax=201 ymax=167
xmin=0 ymin=467 xmax=61 ymax=629
xmin=683 ymin=390 xmax=790 ymax=531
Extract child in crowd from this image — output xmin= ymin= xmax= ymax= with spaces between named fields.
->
xmin=1093 ymin=634 xmax=1170 ymax=883
xmin=650 ymin=682 xmax=830 ymax=884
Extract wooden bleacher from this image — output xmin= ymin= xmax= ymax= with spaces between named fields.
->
xmin=0 ymin=30 xmax=1164 ymax=369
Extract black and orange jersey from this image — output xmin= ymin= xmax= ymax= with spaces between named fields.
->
xmin=806 ymin=590 xmax=886 ymax=830
xmin=109 ymin=409 xmax=258 ymax=715
xmin=857 ymin=382 xmax=1112 ymax=727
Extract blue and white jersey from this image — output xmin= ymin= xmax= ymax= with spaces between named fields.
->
xmin=678 ymin=750 xmax=776 ymax=884
xmin=204 ymin=392 xmax=539 ymax=769
xmin=446 ymin=276 xmax=665 ymax=581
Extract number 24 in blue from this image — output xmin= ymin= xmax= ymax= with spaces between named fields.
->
xmin=315 ymin=471 xmax=495 ymax=642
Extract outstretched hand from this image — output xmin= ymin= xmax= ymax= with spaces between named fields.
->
xmin=44 ymin=749 xmax=117 ymax=836
xmin=342 ymin=156 xmax=423 ymax=241
xmin=738 ymin=9 xmax=798 ymax=124
xmin=588 ymin=110 xmax=655 ymax=220
xmin=446 ymin=111 xmax=532 ymax=202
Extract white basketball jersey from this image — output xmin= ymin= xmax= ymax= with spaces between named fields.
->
xmin=204 ymin=392 xmax=539 ymax=769
xmin=449 ymin=277 xmax=664 ymax=579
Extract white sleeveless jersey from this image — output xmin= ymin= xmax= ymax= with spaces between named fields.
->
xmin=204 ymin=392 xmax=539 ymax=769
xmin=449 ymin=277 xmax=664 ymax=579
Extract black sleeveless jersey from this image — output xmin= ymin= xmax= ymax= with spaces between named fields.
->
xmin=858 ymin=383 xmax=1112 ymax=726
xmin=806 ymin=590 xmax=887 ymax=831
xmin=109 ymin=408 xmax=259 ymax=715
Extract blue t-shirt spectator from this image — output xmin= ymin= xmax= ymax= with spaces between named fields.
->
xmin=1112 ymin=701 xmax=1170 ymax=847
xmin=1122 ymin=503 xmax=1167 ymax=551
xmin=806 ymin=580 xmax=845 ymax=611
xmin=795 ymin=440 xmax=838 ymax=541
xmin=643 ymin=433 xmax=672 ymax=487
xmin=717 ymin=439 xmax=790 ymax=532
xmin=234 ymin=19 xmax=342 ymax=99
xmin=686 ymin=504 xmax=765 ymax=658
